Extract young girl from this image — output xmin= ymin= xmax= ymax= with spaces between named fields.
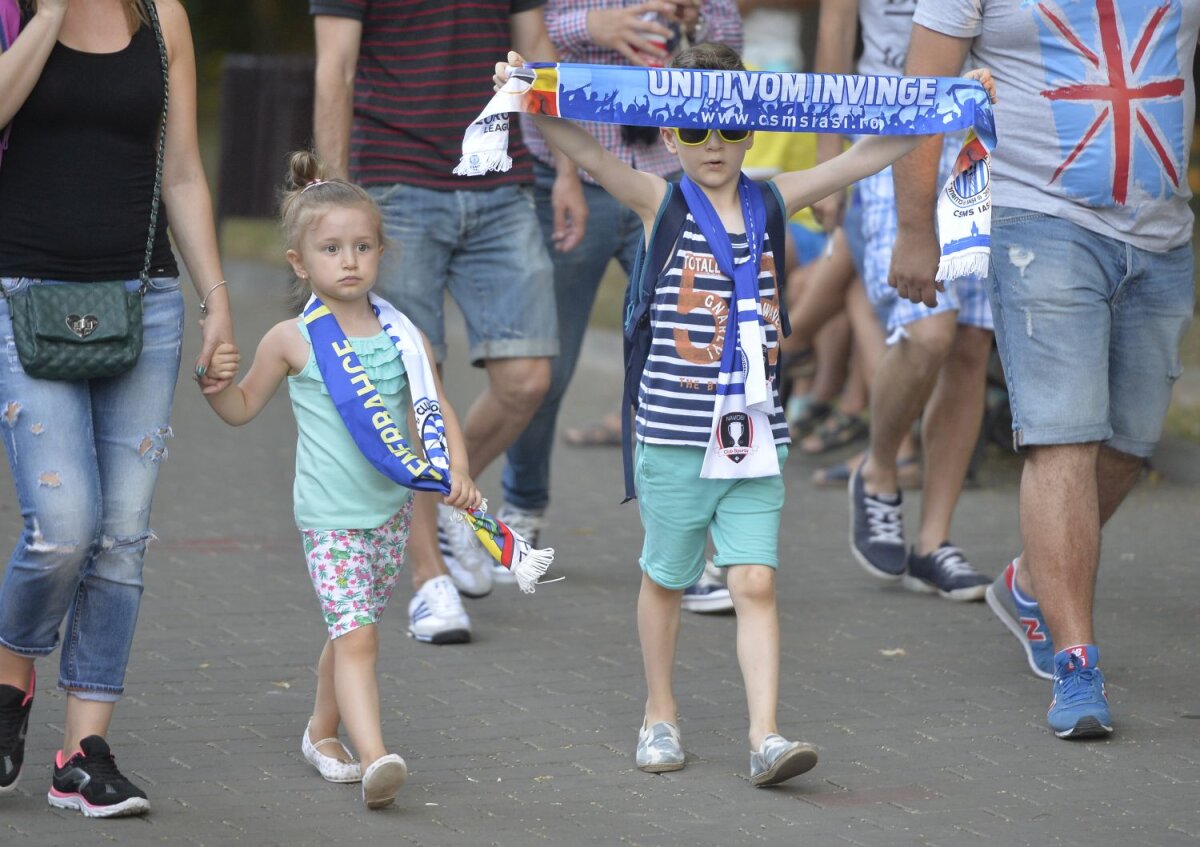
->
xmin=203 ymin=151 xmax=481 ymax=810
xmin=494 ymin=45 xmax=995 ymax=786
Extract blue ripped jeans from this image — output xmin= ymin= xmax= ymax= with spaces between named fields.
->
xmin=0 ymin=276 xmax=183 ymax=701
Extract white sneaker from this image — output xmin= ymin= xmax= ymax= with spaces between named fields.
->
xmin=407 ymin=575 xmax=471 ymax=644
xmin=493 ymin=504 xmax=546 ymax=586
xmin=437 ymin=504 xmax=494 ymax=598
xmin=681 ymin=560 xmax=734 ymax=614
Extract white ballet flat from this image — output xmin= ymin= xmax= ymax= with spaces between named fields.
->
xmin=301 ymin=723 xmax=361 ymax=783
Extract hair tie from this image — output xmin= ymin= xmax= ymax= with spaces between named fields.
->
xmin=300 ymin=179 xmax=328 ymax=194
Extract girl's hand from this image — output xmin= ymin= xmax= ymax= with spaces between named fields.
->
xmin=195 ymin=312 xmax=236 ymax=395
xmin=494 ymin=51 xmax=526 ymax=91
xmin=964 ymin=68 xmax=997 ymax=103
xmin=444 ymin=473 xmax=483 ymax=512
xmin=205 ymin=342 xmax=241 ymax=385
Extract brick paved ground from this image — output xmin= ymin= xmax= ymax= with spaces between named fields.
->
xmin=1 ymin=261 xmax=1197 ymax=846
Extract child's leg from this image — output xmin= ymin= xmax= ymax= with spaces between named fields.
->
xmin=638 ymin=572 xmax=684 ymax=726
xmin=307 ymin=639 xmax=351 ymax=762
xmin=332 ymin=624 xmax=387 ymax=766
xmin=726 ymin=565 xmax=781 ymax=750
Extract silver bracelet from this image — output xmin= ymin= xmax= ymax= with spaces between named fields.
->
xmin=199 ymin=280 xmax=227 ymax=315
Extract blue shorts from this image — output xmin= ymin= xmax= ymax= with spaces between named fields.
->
xmin=635 ymin=443 xmax=788 ymax=590
xmin=368 ymin=183 xmax=558 ymax=365
xmin=858 ymin=143 xmax=994 ymax=335
xmin=988 ymin=207 xmax=1194 ymax=457
xmin=788 ymin=223 xmax=829 ymax=268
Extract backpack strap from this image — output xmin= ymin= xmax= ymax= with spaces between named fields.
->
xmin=620 ymin=182 xmax=688 ymax=502
xmin=760 ymin=180 xmax=791 ymax=339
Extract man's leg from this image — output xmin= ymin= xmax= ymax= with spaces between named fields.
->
xmin=914 ymin=324 xmax=992 ymax=554
xmin=461 ymin=356 xmax=551 ymax=475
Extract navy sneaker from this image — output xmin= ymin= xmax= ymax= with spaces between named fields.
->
xmin=985 ymin=560 xmax=1054 ymax=679
xmin=682 ymin=561 xmax=734 ymax=614
xmin=903 ymin=542 xmax=990 ymax=601
xmin=48 ymin=736 xmax=150 ymax=817
xmin=0 ymin=670 xmax=34 ymax=796
xmin=1047 ymin=645 xmax=1113 ymax=739
xmin=848 ymin=464 xmax=906 ymax=580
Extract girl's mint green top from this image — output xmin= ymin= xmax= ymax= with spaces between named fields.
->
xmin=288 ymin=322 xmax=413 ymax=530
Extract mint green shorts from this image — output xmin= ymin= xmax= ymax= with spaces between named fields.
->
xmin=635 ymin=443 xmax=789 ymax=590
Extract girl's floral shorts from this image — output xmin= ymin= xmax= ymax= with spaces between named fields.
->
xmin=301 ymin=500 xmax=414 ymax=639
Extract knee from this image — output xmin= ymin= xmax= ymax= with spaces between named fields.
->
xmin=901 ymin=317 xmax=957 ymax=372
xmin=728 ymin=566 xmax=776 ymax=606
xmin=1026 ymin=442 xmax=1100 ymax=477
xmin=950 ymin=326 xmax=994 ymax=373
xmin=491 ymin=360 xmax=551 ymax=411
xmin=19 ymin=511 xmax=99 ymax=567
xmin=332 ymin=625 xmax=379 ymax=662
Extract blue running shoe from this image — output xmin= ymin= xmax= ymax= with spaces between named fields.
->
xmin=848 ymin=465 xmax=906 ymax=580
xmin=985 ymin=560 xmax=1054 ymax=679
xmin=1047 ymin=645 xmax=1113 ymax=739
xmin=903 ymin=542 xmax=990 ymax=601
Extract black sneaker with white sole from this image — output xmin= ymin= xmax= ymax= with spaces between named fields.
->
xmin=0 ymin=672 xmax=34 ymax=795
xmin=848 ymin=464 xmax=907 ymax=579
xmin=48 ymin=736 xmax=150 ymax=817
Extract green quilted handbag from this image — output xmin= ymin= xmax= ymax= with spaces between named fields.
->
xmin=5 ymin=0 xmax=168 ymax=381
xmin=9 ymin=281 xmax=145 ymax=380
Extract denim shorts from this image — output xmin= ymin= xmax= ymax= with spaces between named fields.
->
xmin=635 ymin=443 xmax=788 ymax=590
xmin=988 ymin=207 xmax=1195 ymax=457
xmin=0 ymin=276 xmax=183 ymax=701
xmin=368 ymin=182 xmax=558 ymax=365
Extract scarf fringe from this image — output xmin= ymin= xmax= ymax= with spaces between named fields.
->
xmin=936 ymin=251 xmax=990 ymax=282
xmin=511 ymin=545 xmax=555 ymax=595
xmin=452 ymin=152 xmax=512 ymax=177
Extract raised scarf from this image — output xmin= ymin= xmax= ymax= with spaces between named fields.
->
xmin=302 ymin=294 xmax=553 ymax=593
xmin=457 ymin=63 xmax=995 ymax=281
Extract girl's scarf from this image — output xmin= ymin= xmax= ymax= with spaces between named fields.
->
xmin=678 ymin=174 xmax=780 ymax=480
xmin=457 ymin=63 xmax=996 ymax=281
xmin=301 ymin=294 xmax=553 ymax=593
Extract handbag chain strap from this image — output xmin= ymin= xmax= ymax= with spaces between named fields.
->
xmin=138 ymin=0 xmax=169 ymax=296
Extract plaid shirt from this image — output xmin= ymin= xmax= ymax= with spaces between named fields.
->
xmin=523 ymin=0 xmax=742 ymax=181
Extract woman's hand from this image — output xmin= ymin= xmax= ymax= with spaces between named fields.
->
xmin=444 ymin=472 xmax=483 ymax=512
xmin=964 ymin=68 xmax=997 ymax=103
xmin=195 ymin=311 xmax=236 ymax=395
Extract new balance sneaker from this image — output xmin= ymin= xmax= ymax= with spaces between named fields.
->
xmin=635 ymin=721 xmax=685 ymax=773
xmin=494 ymin=504 xmax=545 ymax=586
xmin=682 ymin=560 xmax=734 ymax=614
xmin=848 ymin=464 xmax=906 ymax=579
xmin=1047 ymin=645 xmax=1113 ymax=739
xmin=0 ymin=669 xmax=34 ymax=795
xmin=749 ymin=733 xmax=818 ymax=786
xmin=903 ymin=542 xmax=990 ymax=601
xmin=407 ymin=575 xmax=472 ymax=645
xmin=437 ymin=504 xmax=493 ymax=598
xmin=985 ymin=560 xmax=1055 ymax=679
xmin=48 ymin=736 xmax=150 ymax=817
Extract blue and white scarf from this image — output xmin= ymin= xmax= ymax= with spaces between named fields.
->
xmin=458 ymin=64 xmax=996 ymax=281
xmin=677 ymin=174 xmax=780 ymax=479
xmin=301 ymin=293 xmax=553 ymax=593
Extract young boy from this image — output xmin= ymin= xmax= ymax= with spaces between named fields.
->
xmin=495 ymin=44 xmax=993 ymax=786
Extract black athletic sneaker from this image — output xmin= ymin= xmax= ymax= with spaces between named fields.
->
xmin=0 ymin=671 xmax=35 ymax=796
xmin=48 ymin=736 xmax=150 ymax=817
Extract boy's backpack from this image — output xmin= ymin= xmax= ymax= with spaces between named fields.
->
xmin=620 ymin=179 xmax=791 ymax=501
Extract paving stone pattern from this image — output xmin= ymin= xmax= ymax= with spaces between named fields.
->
xmin=1 ymin=261 xmax=1197 ymax=846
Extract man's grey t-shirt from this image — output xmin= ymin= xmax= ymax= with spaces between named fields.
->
xmin=858 ymin=0 xmax=918 ymax=76
xmin=915 ymin=0 xmax=1198 ymax=251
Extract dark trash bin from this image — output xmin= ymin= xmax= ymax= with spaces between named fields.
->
xmin=217 ymin=54 xmax=315 ymax=223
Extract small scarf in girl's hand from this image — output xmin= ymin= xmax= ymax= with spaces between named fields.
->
xmin=302 ymin=294 xmax=554 ymax=593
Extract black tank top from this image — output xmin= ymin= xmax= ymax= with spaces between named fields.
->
xmin=0 ymin=25 xmax=178 ymax=281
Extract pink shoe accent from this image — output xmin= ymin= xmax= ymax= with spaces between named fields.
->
xmin=21 ymin=667 xmax=34 ymax=707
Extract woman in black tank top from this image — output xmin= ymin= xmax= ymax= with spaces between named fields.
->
xmin=0 ymin=0 xmax=236 ymax=817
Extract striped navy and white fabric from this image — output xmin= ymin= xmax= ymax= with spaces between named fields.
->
xmin=634 ymin=217 xmax=790 ymax=449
